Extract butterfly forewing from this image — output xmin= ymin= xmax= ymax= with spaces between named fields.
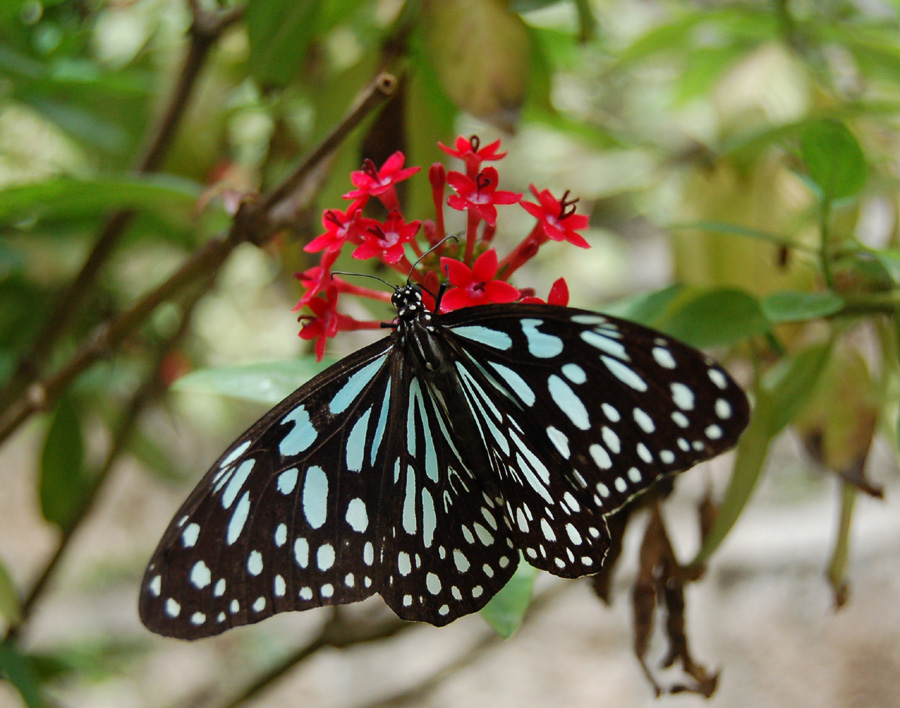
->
xmin=140 ymin=340 xmax=396 ymax=639
xmin=141 ymin=288 xmax=749 ymax=639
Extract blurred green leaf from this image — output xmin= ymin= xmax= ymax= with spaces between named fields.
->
xmin=0 ymin=175 xmax=204 ymax=226
xmin=761 ymin=340 xmax=834 ymax=435
xmin=0 ymin=641 xmax=45 ymax=708
xmin=39 ymin=396 xmax=90 ymax=530
xmin=658 ymin=288 xmax=768 ymax=348
xmin=0 ymin=558 xmax=21 ymax=625
xmin=480 ymin=560 xmax=536 ymax=638
xmin=690 ymin=394 xmax=774 ymax=568
xmin=126 ymin=428 xmax=181 ymax=482
xmin=800 ymin=119 xmax=867 ymax=202
xmin=246 ymin=0 xmax=320 ymax=87
xmin=172 ymin=359 xmax=332 ymax=405
xmin=29 ymin=637 xmax=146 ymax=684
xmin=761 ymin=291 xmax=845 ymax=323
xmin=422 ymin=0 xmax=531 ymax=128
xmin=691 ymin=339 xmax=833 ymax=567
xmin=601 ymin=285 xmax=684 ymax=327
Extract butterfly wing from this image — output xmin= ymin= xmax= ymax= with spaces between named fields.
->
xmin=140 ymin=332 xmax=521 ymax=637
xmin=440 ymin=304 xmax=750 ymax=578
xmin=140 ymin=337 xmax=398 ymax=639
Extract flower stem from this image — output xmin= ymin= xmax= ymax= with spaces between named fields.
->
xmin=464 ymin=210 xmax=479 ymax=264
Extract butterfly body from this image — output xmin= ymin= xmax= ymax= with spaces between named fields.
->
xmin=141 ymin=286 xmax=749 ymax=639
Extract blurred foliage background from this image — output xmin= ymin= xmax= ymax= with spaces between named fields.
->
xmin=1 ymin=0 xmax=900 ymax=706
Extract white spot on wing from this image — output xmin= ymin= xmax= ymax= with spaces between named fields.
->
xmin=181 ymin=523 xmax=200 ymax=548
xmin=302 ymin=466 xmax=328 ymax=529
xmin=581 ymin=330 xmax=630 ymax=360
xmin=547 ymin=375 xmax=590 ymax=430
xmin=521 ymin=318 xmax=564 ymax=358
xmin=330 ymin=358 xmax=385 ymax=414
xmin=222 ymin=459 xmax=255 ymax=509
xmin=190 ymin=561 xmax=211 ymax=589
xmin=346 ymin=498 xmax=368 ymax=532
xmin=277 ymin=468 xmax=298 ymax=494
xmin=279 ymin=406 xmax=317 ymax=457
xmin=671 ymin=382 xmax=695 ymax=410
xmin=453 ymin=325 xmax=513 ymax=350
xmin=602 ymin=356 xmax=647 ymax=391
xmin=345 ymin=407 xmax=372 ymax=473
xmin=226 ymin=491 xmax=251 ymax=545
xmin=488 ymin=361 xmax=536 ymax=406
xmin=652 ymin=346 xmax=676 ymax=369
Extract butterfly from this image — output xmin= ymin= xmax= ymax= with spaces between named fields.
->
xmin=140 ymin=282 xmax=749 ymax=639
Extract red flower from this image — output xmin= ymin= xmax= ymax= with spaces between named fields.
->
xmin=440 ymin=249 xmax=520 ymax=311
xmin=447 ymin=167 xmax=521 ymax=227
xmin=293 ymin=249 xmax=339 ymax=310
xmin=520 ymin=277 xmax=570 ymax=305
xmin=305 ymin=201 xmax=365 ymax=254
xmin=520 ymin=186 xmax=590 ymax=248
xmin=298 ymin=287 xmax=347 ymax=361
xmin=439 ymin=135 xmax=506 ymax=174
xmin=343 ymin=152 xmax=420 ymax=201
xmin=351 ymin=211 xmax=421 ymax=264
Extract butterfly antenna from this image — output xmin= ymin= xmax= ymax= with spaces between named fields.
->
xmin=331 ymin=271 xmax=396 ymax=291
xmin=406 ymin=234 xmax=459 ymax=284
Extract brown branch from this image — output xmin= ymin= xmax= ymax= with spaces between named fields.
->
xmin=0 ymin=2 xmax=245 ymax=416
xmin=0 ymin=71 xmax=397 ymax=447
xmin=199 ymin=612 xmax=410 ymax=708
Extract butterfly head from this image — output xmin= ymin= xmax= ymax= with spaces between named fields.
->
xmin=391 ymin=283 xmax=432 ymax=322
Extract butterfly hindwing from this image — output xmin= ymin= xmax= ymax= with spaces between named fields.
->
xmin=375 ymin=367 xmax=520 ymax=624
xmin=440 ymin=304 xmax=749 ymax=576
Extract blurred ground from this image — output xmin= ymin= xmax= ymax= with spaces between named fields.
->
xmin=1 ymin=430 xmax=898 ymax=708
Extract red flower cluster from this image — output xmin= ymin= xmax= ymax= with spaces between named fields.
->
xmin=294 ymin=135 xmax=591 ymax=359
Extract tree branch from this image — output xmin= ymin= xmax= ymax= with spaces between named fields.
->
xmin=0 ymin=72 xmax=397 ymax=447
xmin=0 ymin=2 xmax=246 ymax=416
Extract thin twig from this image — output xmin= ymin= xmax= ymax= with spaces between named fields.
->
xmin=0 ymin=2 xmax=245 ymax=416
xmin=0 ymin=72 xmax=397 ymax=447
xmin=354 ymin=583 xmax=568 ymax=708
xmin=196 ymin=612 xmax=411 ymax=708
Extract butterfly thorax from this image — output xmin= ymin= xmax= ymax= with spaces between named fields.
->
xmin=391 ymin=284 xmax=447 ymax=374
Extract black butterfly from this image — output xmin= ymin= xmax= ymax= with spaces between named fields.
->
xmin=140 ymin=284 xmax=749 ymax=639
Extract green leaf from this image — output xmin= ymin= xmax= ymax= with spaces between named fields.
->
xmin=690 ymin=340 xmax=833 ymax=567
xmin=657 ymin=288 xmax=768 ymax=348
xmin=246 ymin=0 xmax=320 ymax=87
xmin=171 ymin=359 xmax=332 ymax=405
xmin=689 ymin=396 xmax=775 ymax=568
xmin=0 ymin=641 xmax=45 ymax=708
xmin=761 ymin=291 xmax=845 ymax=323
xmin=422 ymin=0 xmax=531 ymax=128
xmin=480 ymin=561 xmax=536 ymax=638
xmin=39 ymin=396 xmax=89 ymax=530
xmin=601 ymin=285 xmax=684 ymax=327
xmin=761 ymin=340 xmax=833 ymax=435
xmin=799 ymin=119 xmax=867 ymax=202
xmin=0 ymin=558 xmax=21 ymax=624
xmin=0 ymin=175 xmax=204 ymax=226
